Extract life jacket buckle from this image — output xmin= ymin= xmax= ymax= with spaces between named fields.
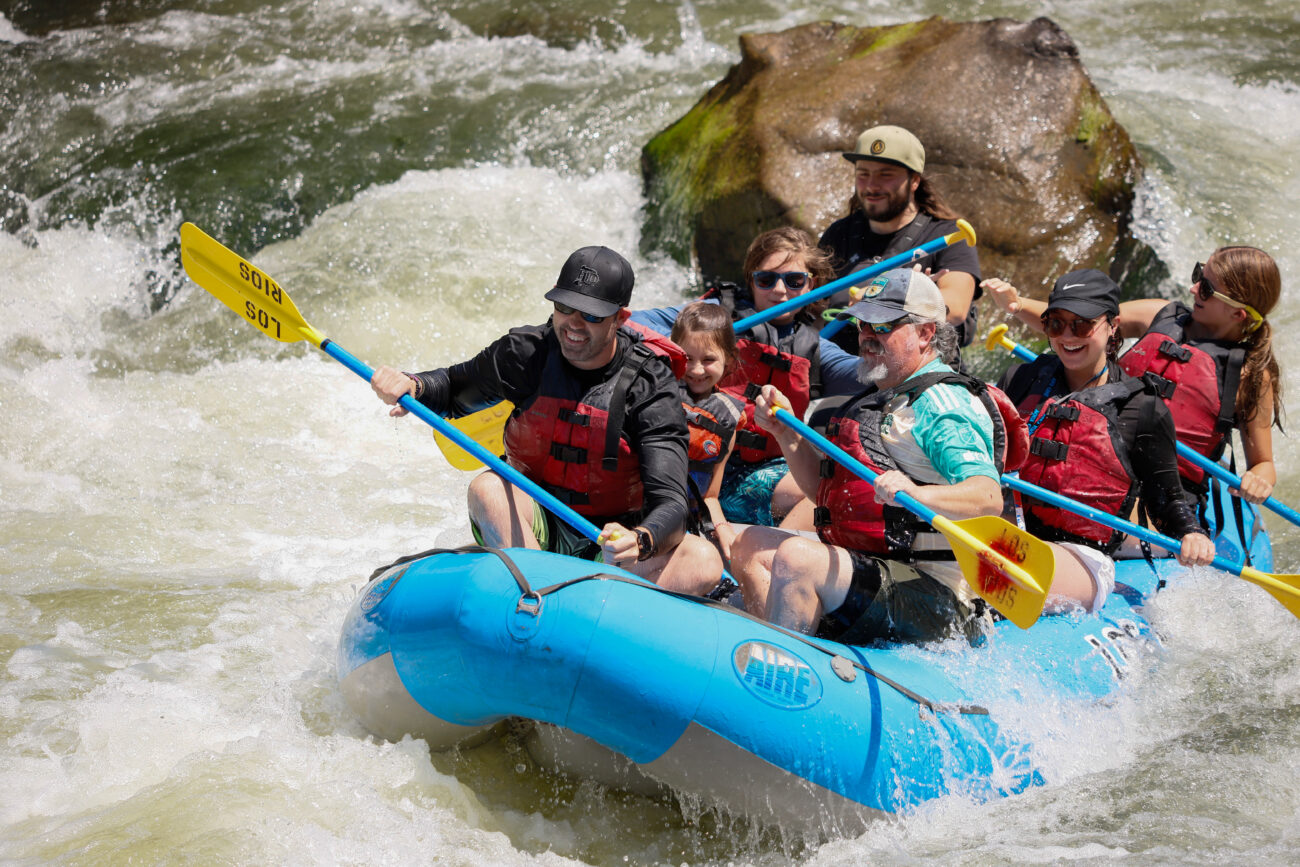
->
xmin=550 ymin=443 xmax=588 ymax=464
xmin=1145 ymin=372 xmax=1177 ymax=399
xmin=1157 ymin=339 xmax=1192 ymax=363
xmin=1044 ymin=403 xmax=1080 ymax=422
xmin=819 ymin=457 xmax=836 ymax=478
xmin=1029 ymin=438 xmax=1070 ymax=461
xmin=813 ymin=506 xmax=832 ymax=527
xmin=760 ymin=351 xmax=793 ymax=372
xmin=556 ymin=408 xmax=591 ymax=426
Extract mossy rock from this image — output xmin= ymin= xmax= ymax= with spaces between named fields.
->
xmin=642 ymin=16 xmax=1150 ymax=300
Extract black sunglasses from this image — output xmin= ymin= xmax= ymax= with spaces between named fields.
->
xmin=751 ymin=270 xmax=810 ymax=291
xmin=1042 ymin=315 xmax=1103 ymax=338
xmin=553 ymin=301 xmax=609 ymax=324
xmin=1192 ymin=261 xmax=1226 ymax=303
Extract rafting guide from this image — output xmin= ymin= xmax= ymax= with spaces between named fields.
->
xmin=369 ymin=245 xmax=723 ymax=594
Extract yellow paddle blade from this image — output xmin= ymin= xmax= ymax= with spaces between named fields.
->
xmin=935 ymin=514 xmax=1054 ymax=630
xmin=948 ymin=218 xmax=977 ymax=248
xmin=984 ymin=323 xmax=1011 ymax=353
xmin=179 ymin=222 xmax=324 ymax=346
xmin=432 ymin=401 xmax=514 ymax=471
xmin=1238 ymin=566 xmax=1300 ymax=620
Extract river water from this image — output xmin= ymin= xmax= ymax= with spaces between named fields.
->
xmin=2 ymin=0 xmax=1299 ymax=863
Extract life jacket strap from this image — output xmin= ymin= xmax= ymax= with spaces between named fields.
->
xmin=550 ymin=443 xmax=588 ymax=464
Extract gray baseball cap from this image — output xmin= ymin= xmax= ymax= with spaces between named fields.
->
xmin=837 ymin=268 xmax=946 ymax=324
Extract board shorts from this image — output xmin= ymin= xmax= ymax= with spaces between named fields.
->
xmin=471 ymin=501 xmax=604 ymax=562
xmin=719 ymin=457 xmax=788 ymax=527
xmin=815 ymin=552 xmax=981 ymax=646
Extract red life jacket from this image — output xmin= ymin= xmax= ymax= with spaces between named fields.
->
xmin=503 ymin=321 xmax=687 ymax=520
xmin=812 ymin=370 xmax=1024 ymax=556
xmin=717 ymin=319 xmax=823 ymax=463
xmin=1118 ymin=302 xmax=1245 ymax=487
xmin=1015 ymin=373 xmax=1145 ymax=553
xmin=680 ymin=386 xmax=744 ymax=492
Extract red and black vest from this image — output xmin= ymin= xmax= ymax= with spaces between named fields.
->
xmin=503 ymin=319 xmax=687 ymax=521
xmin=1119 ymin=302 xmax=1245 ymax=487
xmin=812 ymin=370 xmax=1026 ymax=557
xmin=680 ymin=386 xmax=744 ymax=493
xmin=716 ymin=312 xmax=823 ymax=464
xmin=1014 ymin=364 xmax=1145 ymax=554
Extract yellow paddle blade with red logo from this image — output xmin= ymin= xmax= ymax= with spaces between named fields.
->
xmin=937 ymin=514 xmax=1054 ymax=630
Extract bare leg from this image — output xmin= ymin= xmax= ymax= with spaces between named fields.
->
xmin=778 ymin=497 xmax=816 ymax=532
xmin=624 ymin=533 xmax=724 ymax=596
xmin=766 ymin=536 xmax=855 ymax=633
xmin=730 ymin=525 xmax=798 ymax=616
xmin=1044 ymin=542 xmax=1113 ymax=613
xmin=467 ymin=471 xmax=541 ymax=549
xmin=770 ymin=471 xmax=806 ymax=524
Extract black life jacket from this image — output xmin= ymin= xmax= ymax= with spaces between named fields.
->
xmin=503 ymin=320 xmax=686 ymax=521
xmin=1119 ymin=302 xmax=1245 ymax=488
xmin=812 ymin=370 xmax=1026 ymax=557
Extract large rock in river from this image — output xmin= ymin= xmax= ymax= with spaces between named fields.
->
xmin=641 ymin=17 xmax=1153 ymax=298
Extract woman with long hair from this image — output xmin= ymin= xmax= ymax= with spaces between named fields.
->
xmin=992 ymin=270 xmax=1215 ymax=611
xmin=985 ymin=246 xmax=1283 ymax=506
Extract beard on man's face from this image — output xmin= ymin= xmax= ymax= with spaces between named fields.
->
xmin=856 ymin=357 xmax=888 ymax=386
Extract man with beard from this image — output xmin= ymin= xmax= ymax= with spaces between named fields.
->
xmin=728 ymin=269 xmax=1011 ymax=643
xmin=369 ymin=246 xmax=722 ymax=594
xmin=819 ymin=125 xmax=982 ymax=355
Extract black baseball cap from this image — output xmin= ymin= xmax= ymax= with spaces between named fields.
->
xmin=545 ymin=246 xmax=635 ymax=318
xmin=1046 ymin=269 xmax=1120 ymax=319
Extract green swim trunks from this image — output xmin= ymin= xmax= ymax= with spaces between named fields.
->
xmin=471 ymin=501 xmax=603 ymax=561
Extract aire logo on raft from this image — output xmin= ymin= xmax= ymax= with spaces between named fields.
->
xmin=732 ymin=641 xmax=822 ymax=709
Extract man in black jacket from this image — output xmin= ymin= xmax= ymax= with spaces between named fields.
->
xmin=370 ymin=246 xmax=722 ymax=594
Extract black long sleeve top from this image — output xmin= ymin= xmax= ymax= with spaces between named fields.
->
xmin=409 ymin=323 xmax=690 ymax=551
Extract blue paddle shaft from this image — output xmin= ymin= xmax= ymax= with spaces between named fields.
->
xmin=319 ymin=339 xmax=603 ymax=542
xmin=321 ymin=339 xmax=739 ymax=587
xmin=1001 ymin=474 xmax=1243 ymax=576
xmin=998 ymin=336 xmax=1299 ymax=528
xmin=734 ymin=233 xmax=961 ymax=334
xmin=772 ymin=407 xmax=937 ymax=524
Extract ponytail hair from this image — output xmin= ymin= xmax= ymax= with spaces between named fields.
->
xmin=1211 ymin=246 xmax=1284 ymax=429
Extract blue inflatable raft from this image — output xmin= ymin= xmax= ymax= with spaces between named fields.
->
xmin=337 ymin=483 xmax=1272 ymax=834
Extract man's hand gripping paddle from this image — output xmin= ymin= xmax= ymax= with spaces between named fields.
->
xmin=768 ymin=405 xmax=1053 ymax=629
xmin=179 ymin=222 xmax=601 ymax=540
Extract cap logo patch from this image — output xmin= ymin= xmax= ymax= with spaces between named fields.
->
xmin=576 ymin=265 xmax=600 ymax=286
xmin=862 ymin=276 xmax=889 ymax=297
xmin=870 ymin=139 xmax=886 ymax=155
